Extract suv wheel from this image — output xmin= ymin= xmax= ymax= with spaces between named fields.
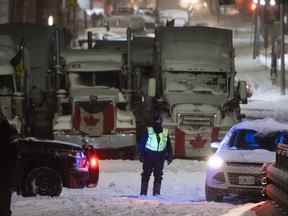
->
xmin=23 ymin=167 xmax=62 ymax=197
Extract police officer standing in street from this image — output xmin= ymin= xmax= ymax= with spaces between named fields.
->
xmin=0 ymin=111 xmax=19 ymax=216
xmin=138 ymin=114 xmax=173 ymax=196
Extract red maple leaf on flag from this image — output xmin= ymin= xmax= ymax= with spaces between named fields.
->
xmin=83 ymin=115 xmax=99 ymax=126
xmin=190 ymin=134 xmax=207 ymax=149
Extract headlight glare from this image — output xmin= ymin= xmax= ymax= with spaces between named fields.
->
xmin=208 ymin=156 xmax=224 ymax=169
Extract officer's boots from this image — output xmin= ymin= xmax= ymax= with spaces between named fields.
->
xmin=153 ymin=181 xmax=161 ymax=196
xmin=140 ymin=178 xmax=149 ymax=196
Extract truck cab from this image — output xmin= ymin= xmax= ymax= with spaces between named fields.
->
xmin=0 ymin=35 xmax=23 ymax=132
xmin=154 ymin=26 xmax=248 ymax=158
xmin=53 ymin=49 xmax=136 ymax=159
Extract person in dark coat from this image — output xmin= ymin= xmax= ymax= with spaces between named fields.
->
xmin=0 ymin=111 xmax=19 ymax=216
xmin=138 ymin=114 xmax=173 ymax=196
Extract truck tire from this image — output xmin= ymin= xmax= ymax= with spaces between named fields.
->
xmin=205 ymin=184 xmax=223 ymax=202
xmin=23 ymin=167 xmax=62 ymax=197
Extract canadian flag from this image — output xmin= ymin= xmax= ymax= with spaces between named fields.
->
xmin=72 ymin=102 xmax=115 ymax=136
xmin=83 ymin=114 xmax=100 ymax=126
xmin=80 ymin=107 xmax=103 ymax=137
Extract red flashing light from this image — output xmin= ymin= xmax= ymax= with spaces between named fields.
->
xmin=90 ymin=157 xmax=98 ymax=168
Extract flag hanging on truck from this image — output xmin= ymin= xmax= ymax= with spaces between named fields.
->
xmin=10 ymin=39 xmax=25 ymax=82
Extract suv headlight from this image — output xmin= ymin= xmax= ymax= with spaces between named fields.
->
xmin=207 ymin=156 xmax=224 ymax=169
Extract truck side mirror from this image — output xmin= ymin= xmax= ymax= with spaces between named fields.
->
xmin=238 ymin=81 xmax=248 ymax=104
xmin=148 ymin=78 xmax=156 ymax=97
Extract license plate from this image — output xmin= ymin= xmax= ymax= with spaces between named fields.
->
xmin=238 ymin=176 xmax=255 ymax=185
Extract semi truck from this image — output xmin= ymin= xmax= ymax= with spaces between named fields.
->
xmin=0 ymin=35 xmax=24 ymax=132
xmin=53 ymin=49 xmax=137 ymax=159
xmin=152 ymin=26 xmax=248 ymax=158
xmin=0 ymin=24 xmax=63 ymax=138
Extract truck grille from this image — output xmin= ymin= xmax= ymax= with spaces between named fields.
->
xmin=179 ymin=114 xmax=213 ymax=128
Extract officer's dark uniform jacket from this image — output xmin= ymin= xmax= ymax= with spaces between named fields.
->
xmin=138 ymin=126 xmax=172 ymax=162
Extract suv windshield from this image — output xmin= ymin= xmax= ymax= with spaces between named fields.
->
xmin=226 ymin=129 xmax=288 ymax=151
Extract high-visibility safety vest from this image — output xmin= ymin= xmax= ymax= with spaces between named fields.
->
xmin=145 ymin=127 xmax=169 ymax=152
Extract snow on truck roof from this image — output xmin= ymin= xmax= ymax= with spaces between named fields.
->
xmin=231 ymin=118 xmax=288 ymax=134
xmin=0 ymin=63 xmax=14 ymax=75
xmin=158 ymin=26 xmax=233 ymax=73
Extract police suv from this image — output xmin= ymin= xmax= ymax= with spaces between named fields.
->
xmin=14 ymin=138 xmax=99 ymax=197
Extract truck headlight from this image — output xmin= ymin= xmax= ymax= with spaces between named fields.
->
xmin=207 ymin=156 xmax=224 ymax=170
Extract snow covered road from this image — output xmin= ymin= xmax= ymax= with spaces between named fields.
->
xmin=11 ymin=160 xmax=256 ymax=216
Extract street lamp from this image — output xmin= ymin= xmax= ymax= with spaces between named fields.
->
xmin=179 ymin=0 xmax=198 ymax=9
xmin=48 ymin=15 xmax=54 ymax=26
xmin=252 ymin=0 xmax=276 ymax=6
xmin=179 ymin=0 xmax=197 ymax=25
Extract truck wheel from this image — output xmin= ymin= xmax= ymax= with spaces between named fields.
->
xmin=24 ymin=167 xmax=62 ymax=197
xmin=205 ymin=184 xmax=223 ymax=202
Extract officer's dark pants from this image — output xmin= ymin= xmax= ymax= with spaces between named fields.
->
xmin=141 ymin=157 xmax=165 ymax=196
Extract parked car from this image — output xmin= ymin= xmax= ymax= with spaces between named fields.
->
xmin=205 ymin=118 xmax=288 ymax=201
xmin=14 ymin=138 xmax=100 ymax=197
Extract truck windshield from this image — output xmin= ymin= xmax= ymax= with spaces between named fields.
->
xmin=69 ymin=71 xmax=120 ymax=89
xmin=165 ymin=72 xmax=228 ymax=95
xmin=227 ymin=129 xmax=288 ymax=151
xmin=0 ymin=75 xmax=14 ymax=95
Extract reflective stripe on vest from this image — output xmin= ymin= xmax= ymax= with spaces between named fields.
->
xmin=145 ymin=127 xmax=168 ymax=152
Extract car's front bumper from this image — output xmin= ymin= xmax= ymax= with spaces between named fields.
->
xmin=206 ymin=185 xmax=262 ymax=197
xmin=206 ymin=163 xmax=265 ymax=196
